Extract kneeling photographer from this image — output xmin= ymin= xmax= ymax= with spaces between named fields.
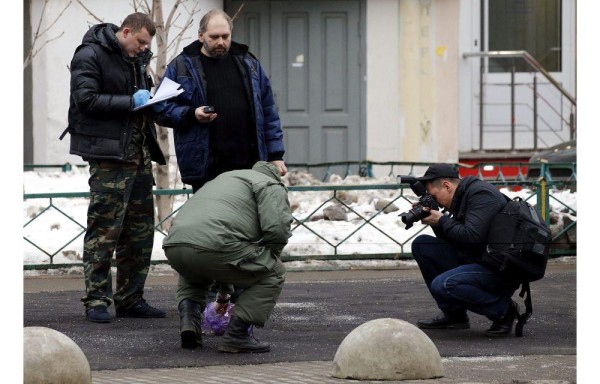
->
xmin=402 ymin=163 xmax=518 ymax=337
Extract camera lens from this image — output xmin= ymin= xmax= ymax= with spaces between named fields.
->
xmin=400 ymin=204 xmax=432 ymax=230
xmin=400 ymin=206 xmax=422 ymax=229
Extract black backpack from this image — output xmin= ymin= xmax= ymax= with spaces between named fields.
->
xmin=483 ymin=195 xmax=552 ymax=336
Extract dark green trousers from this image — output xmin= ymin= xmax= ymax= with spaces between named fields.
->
xmin=81 ymin=160 xmax=154 ymax=309
xmin=165 ymin=245 xmax=286 ymax=327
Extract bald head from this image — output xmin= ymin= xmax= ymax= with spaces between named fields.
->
xmin=198 ymin=9 xmax=233 ymax=33
xmin=198 ymin=9 xmax=233 ymax=58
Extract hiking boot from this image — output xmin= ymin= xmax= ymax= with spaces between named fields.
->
xmin=218 ymin=316 xmax=270 ymax=353
xmin=179 ymin=299 xmax=204 ymax=349
xmin=116 ymin=299 xmax=166 ymax=318
xmin=485 ymin=300 xmax=519 ymax=337
xmin=417 ymin=311 xmax=470 ymax=329
xmin=85 ymin=305 xmax=112 ymax=323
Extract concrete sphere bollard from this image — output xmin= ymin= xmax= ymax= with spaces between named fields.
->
xmin=24 ymin=326 xmax=92 ymax=384
xmin=331 ymin=318 xmax=443 ymax=380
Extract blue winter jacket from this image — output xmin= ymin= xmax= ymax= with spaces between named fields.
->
xmin=155 ymin=40 xmax=284 ymax=185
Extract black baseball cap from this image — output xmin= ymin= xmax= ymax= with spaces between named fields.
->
xmin=416 ymin=163 xmax=460 ymax=182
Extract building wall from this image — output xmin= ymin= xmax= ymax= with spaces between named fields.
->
xmin=365 ymin=0 xmax=401 ymax=163
xmin=432 ymin=0 xmax=460 ymax=163
xmin=29 ymin=0 xmax=467 ymax=166
xmin=365 ymin=0 xmax=460 ymax=164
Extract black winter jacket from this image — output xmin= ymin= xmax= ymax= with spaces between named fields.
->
xmin=432 ymin=176 xmax=507 ymax=263
xmin=63 ymin=23 xmax=165 ymax=164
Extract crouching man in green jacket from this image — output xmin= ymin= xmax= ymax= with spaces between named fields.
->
xmin=163 ymin=161 xmax=293 ymax=353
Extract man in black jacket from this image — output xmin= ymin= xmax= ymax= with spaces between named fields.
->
xmin=63 ymin=13 xmax=167 ymax=323
xmin=410 ymin=164 xmax=519 ymax=337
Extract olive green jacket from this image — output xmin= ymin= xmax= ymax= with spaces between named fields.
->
xmin=163 ymin=162 xmax=292 ymax=257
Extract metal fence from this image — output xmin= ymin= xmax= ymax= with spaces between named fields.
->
xmin=23 ymin=162 xmax=576 ymax=270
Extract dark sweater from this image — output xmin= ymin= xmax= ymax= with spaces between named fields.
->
xmin=200 ymin=51 xmax=257 ymax=170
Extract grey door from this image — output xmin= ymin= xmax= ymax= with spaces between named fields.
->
xmin=226 ymin=0 xmax=364 ymax=169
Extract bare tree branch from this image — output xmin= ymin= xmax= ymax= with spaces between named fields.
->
xmin=143 ymin=0 xmax=152 ymax=15
xmin=132 ymin=0 xmax=151 ymax=15
xmin=130 ymin=0 xmax=140 ymax=13
xmin=165 ymin=0 xmax=183 ymax=32
xmin=31 ymin=0 xmax=48 ymax=41
xmin=37 ymin=1 xmax=72 ymax=37
xmin=24 ymin=0 xmax=73 ymax=69
xmin=165 ymin=12 xmax=182 ymax=35
xmin=231 ymin=2 xmax=245 ymax=21
xmin=166 ymin=1 xmax=201 ymax=61
xmin=165 ymin=15 xmax=193 ymax=52
xmin=74 ymin=0 xmax=103 ymax=23
xmin=24 ymin=0 xmax=48 ymax=68
xmin=27 ymin=31 xmax=67 ymax=68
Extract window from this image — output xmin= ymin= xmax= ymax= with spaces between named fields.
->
xmin=488 ymin=0 xmax=562 ymax=72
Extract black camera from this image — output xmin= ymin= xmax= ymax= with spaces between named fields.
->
xmin=397 ymin=176 xmax=439 ymax=229
xmin=203 ymin=106 xmax=215 ymax=114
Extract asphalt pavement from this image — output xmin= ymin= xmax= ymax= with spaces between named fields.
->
xmin=23 ymin=260 xmax=577 ymax=383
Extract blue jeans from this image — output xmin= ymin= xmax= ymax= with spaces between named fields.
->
xmin=411 ymin=235 xmax=516 ymax=321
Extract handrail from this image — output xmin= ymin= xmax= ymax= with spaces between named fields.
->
xmin=462 ymin=50 xmax=576 ymax=106
xmin=462 ymin=50 xmax=576 ymax=151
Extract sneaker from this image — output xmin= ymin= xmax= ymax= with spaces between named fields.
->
xmin=116 ymin=299 xmax=166 ymax=318
xmin=417 ymin=311 xmax=470 ymax=329
xmin=485 ymin=300 xmax=519 ymax=337
xmin=86 ymin=305 xmax=112 ymax=323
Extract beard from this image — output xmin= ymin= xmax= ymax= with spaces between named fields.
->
xmin=203 ymin=41 xmax=229 ymax=58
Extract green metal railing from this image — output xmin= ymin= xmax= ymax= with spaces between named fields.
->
xmin=24 ymin=163 xmax=88 ymax=172
xmin=23 ymin=160 xmax=576 ymax=184
xmin=23 ymin=162 xmax=576 ymax=270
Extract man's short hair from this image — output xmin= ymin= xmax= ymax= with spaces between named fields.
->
xmin=120 ymin=12 xmax=156 ymax=36
xmin=198 ymin=9 xmax=233 ymax=33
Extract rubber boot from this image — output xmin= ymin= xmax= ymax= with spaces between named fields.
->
xmin=178 ymin=299 xmax=204 ymax=349
xmin=218 ymin=316 xmax=271 ymax=353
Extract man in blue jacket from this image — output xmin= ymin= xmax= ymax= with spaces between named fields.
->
xmin=410 ymin=164 xmax=519 ymax=337
xmin=155 ymin=9 xmax=287 ymax=192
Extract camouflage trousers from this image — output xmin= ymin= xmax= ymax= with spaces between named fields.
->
xmin=81 ymin=160 xmax=154 ymax=309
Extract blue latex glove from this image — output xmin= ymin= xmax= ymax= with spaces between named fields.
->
xmin=132 ymin=89 xmax=151 ymax=108
xmin=151 ymin=101 xmax=167 ymax=113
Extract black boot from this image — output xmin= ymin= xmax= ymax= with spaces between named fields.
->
xmin=417 ymin=311 xmax=470 ymax=329
xmin=178 ymin=299 xmax=204 ymax=349
xmin=218 ymin=316 xmax=270 ymax=353
xmin=485 ymin=300 xmax=519 ymax=337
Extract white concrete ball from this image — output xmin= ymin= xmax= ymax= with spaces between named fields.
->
xmin=24 ymin=326 xmax=91 ymax=384
xmin=331 ymin=318 xmax=443 ymax=380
